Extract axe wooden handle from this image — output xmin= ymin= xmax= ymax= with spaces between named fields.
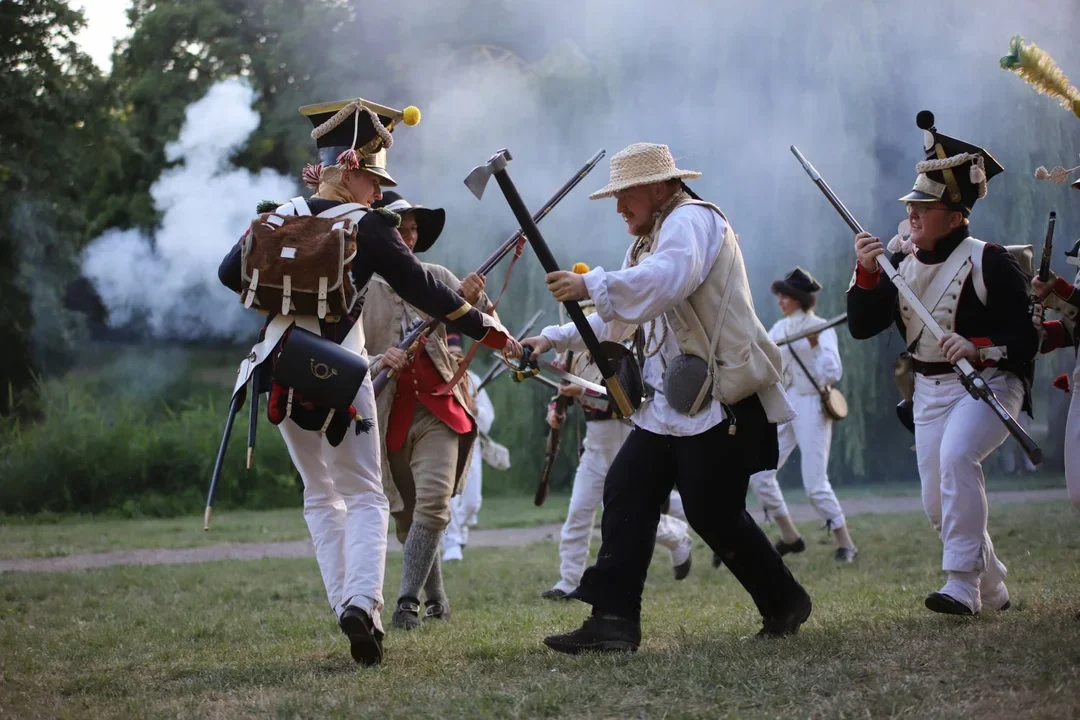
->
xmin=490 ymin=169 xmax=634 ymax=418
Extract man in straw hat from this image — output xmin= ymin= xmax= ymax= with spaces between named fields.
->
xmin=848 ymin=111 xmax=1037 ymax=616
xmin=218 ymin=98 xmax=518 ymax=665
xmin=748 ymin=267 xmax=858 ymax=563
xmin=523 ymin=143 xmax=810 ymax=652
xmin=540 ymin=279 xmax=694 ymax=602
xmin=362 ymin=191 xmax=497 ymax=630
xmin=1002 ymin=35 xmax=1080 ymax=515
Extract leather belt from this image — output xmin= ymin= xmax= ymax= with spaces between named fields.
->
xmin=912 ymin=359 xmax=955 ymax=377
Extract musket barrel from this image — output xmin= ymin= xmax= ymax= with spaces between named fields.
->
xmin=371 ymin=150 xmax=605 ymax=398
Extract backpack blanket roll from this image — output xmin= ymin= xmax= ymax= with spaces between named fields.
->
xmin=240 ymin=213 xmax=359 ymax=320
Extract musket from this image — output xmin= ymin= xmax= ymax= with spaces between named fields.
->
xmin=791 ymin=145 xmax=1043 ymax=465
xmin=1031 ymin=211 xmax=1056 ymax=367
xmin=372 ymin=150 xmax=606 ymax=397
xmin=774 ymin=313 xmax=848 ymax=346
xmin=1039 ymin=211 xmax=1056 ymax=282
xmin=535 ymin=349 xmax=574 ymax=506
xmin=204 ymin=384 xmax=246 ymax=530
xmin=475 ymin=309 xmax=545 ymax=392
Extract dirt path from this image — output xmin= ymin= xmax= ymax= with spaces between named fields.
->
xmin=0 ymin=489 xmax=1067 ymax=574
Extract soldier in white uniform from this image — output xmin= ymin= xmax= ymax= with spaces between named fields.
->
xmin=749 ymin=267 xmax=858 ymax=562
xmin=217 ymin=97 xmax=517 ymax=664
xmin=848 ymin=111 xmax=1037 ymax=616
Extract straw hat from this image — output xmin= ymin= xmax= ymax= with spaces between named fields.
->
xmin=589 ymin=143 xmax=701 ymax=200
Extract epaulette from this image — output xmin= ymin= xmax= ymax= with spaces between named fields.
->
xmin=256 ymin=200 xmax=282 ymax=214
xmin=373 ymin=207 xmax=401 ymax=227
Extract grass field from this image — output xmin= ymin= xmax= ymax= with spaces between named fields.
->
xmin=0 ymin=475 xmax=1064 ymax=561
xmin=1 ymin=502 xmax=1077 ymax=719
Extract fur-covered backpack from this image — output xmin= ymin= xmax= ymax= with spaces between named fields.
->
xmin=239 ymin=198 xmax=363 ymax=320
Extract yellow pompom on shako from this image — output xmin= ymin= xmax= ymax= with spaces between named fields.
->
xmin=572 ymin=262 xmax=590 ymax=274
xmin=402 ymin=105 xmax=422 ymax=127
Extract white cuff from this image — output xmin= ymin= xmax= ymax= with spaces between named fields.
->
xmin=582 ymin=267 xmax=614 ymax=322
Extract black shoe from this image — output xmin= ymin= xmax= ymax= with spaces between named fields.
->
xmin=541 ymin=588 xmax=571 ymax=601
xmin=543 ymin=615 xmax=641 ymax=655
xmin=339 ymin=606 xmax=384 ymax=666
xmin=834 ymin=546 xmax=858 ymax=563
xmin=424 ymin=600 xmax=451 ymax=621
xmin=775 ymin=538 xmax=806 ymax=556
xmin=756 ymin=589 xmax=813 ymax=639
xmin=711 ymin=552 xmax=722 ymax=569
xmin=673 ymin=552 xmax=692 ymax=581
xmin=392 ymin=596 xmax=423 ymax=630
xmin=925 ymin=592 xmax=975 ymax=616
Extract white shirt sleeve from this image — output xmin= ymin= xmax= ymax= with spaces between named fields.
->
xmin=582 ymin=206 xmax=724 ymax=325
xmin=474 ymin=386 xmax=495 ymax=434
xmin=539 ymin=311 xmax=634 ymax=353
xmin=813 ymin=327 xmax=843 ymax=386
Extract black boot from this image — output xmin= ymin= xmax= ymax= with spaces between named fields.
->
xmin=756 ymin=588 xmax=812 ymax=639
xmin=424 ymin=599 xmax=451 ymax=622
xmin=339 ymin=605 xmax=384 ymax=666
xmin=392 ymin=596 xmax=423 ymax=630
xmin=543 ymin=615 xmax=641 ymax=655
xmin=775 ymin=537 xmax=806 ymax=556
xmin=673 ymin=552 xmax=692 ymax=581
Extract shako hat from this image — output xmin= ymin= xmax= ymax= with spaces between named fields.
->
xmin=898 ymin=111 xmax=1004 ymax=215
xmin=373 ymin=192 xmax=446 ymax=253
xmin=771 ymin=267 xmax=821 ymax=309
xmin=589 ymin=143 xmax=700 ymax=200
xmin=299 ymin=98 xmax=421 ymax=189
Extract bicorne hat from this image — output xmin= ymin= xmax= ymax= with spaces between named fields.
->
xmin=373 ymin=192 xmax=446 ymax=253
xmin=771 ymin=267 xmax=821 ymax=309
xmin=299 ymin=98 xmax=421 ymax=189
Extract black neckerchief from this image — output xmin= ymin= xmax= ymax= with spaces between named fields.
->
xmin=913 ymin=225 xmax=971 ymax=265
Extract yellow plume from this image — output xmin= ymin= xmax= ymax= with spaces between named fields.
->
xmin=1000 ymin=36 xmax=1080 ymax=119
xmin=571 ymin=262 xmax=590 ymax=274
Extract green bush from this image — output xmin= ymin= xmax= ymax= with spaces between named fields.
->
xmin=0 ymin=363 xmax=300 ymax=517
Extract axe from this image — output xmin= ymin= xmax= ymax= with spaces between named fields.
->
xmin=464 ymin=149 xmax=634 ymax=418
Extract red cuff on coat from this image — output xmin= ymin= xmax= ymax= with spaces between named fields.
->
xmin=969 ymin=337 xmax=992 ymax=348
xmin=479 ymin=327 xmax=511 ymax=350
xmin=1041 ymin=320 xmax=1067 ymax=354
xmin=1052 ymin=276 xmax=1076 ymax=301
xmin=853 ymin=263 xmax=880 ymax=290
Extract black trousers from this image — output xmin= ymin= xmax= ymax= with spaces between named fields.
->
xmin=570 ymin=394 xmax=806 ymax=622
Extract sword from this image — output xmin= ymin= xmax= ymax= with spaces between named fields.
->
xmin=774 ymin=313 xmax=848 ymax=346
xmin=475 ymin=309 xmax=545 ymax=392
xmin=791 ymin=144 xmax=1042 ymax=465
xmin=500 ymin=348 xmax=610 ymax=397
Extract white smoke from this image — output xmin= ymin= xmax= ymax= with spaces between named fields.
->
xmin=83 ymin=77 xmax=297 ymax=339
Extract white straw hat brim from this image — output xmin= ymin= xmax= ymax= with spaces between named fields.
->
xmin=589 ymin=168 xmax=701 ymax=200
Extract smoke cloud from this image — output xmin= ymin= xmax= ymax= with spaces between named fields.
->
xmin=82 ymin=78 xmax=297 ymax=339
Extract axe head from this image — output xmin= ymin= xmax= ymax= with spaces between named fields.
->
xmin=464 ymin=148 xmax=513 ymax=200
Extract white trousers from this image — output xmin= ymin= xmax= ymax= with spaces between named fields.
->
xmin=1066 ymin=353 xmax=1080 ymax=511
xmin=444 ymin=446 xmax=483 ymax=553
xmin=749 ymin=392 xmax=845 ymax=528
xmin=914 ymin=371 xmax=1022 ymax=586
xmin=278 ymin=376 xmax=389 ymax=632
xmin=553 ymin=419 xmax=691 ymax=594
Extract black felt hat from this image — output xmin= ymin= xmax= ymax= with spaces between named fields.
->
xmin=771 ymin=267 xmax=821 ymax=309
xmin=898 ymin=110 xmax=1004 ymax=214
xmin=373 ymin=192 xmax=446 ymax=253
